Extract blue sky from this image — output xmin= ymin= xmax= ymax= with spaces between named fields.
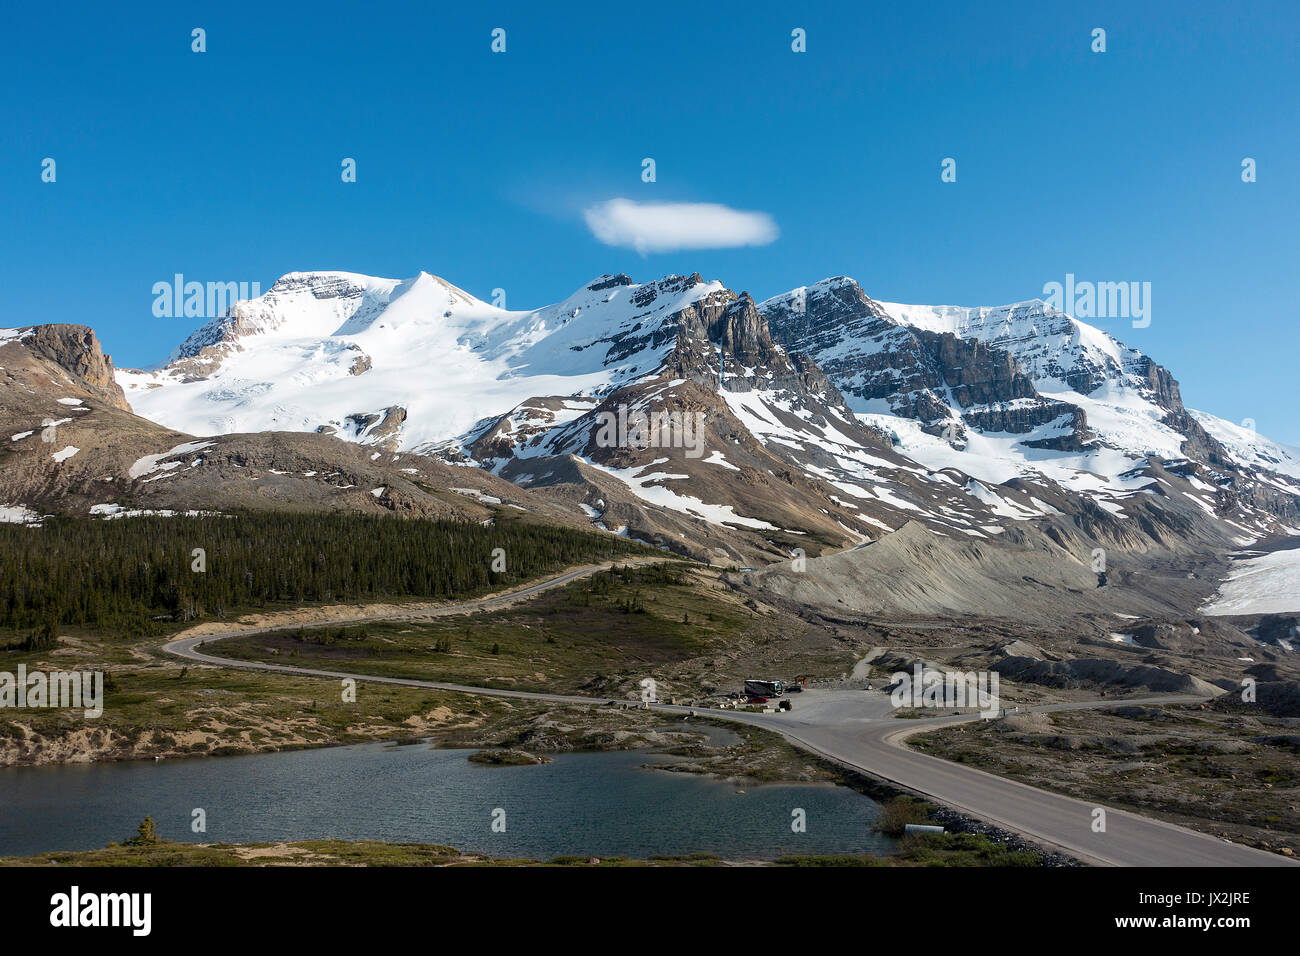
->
xmin=3 ymin=0 xmax=1297 ymax=440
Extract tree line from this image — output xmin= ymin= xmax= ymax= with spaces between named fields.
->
xmin=0 ymin=512 xmax=648 ymax=640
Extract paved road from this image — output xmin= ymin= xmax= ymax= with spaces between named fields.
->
xmin=163 ymin=558 xmax=669 ymax=706
xmin=717 ymin=692 xmax=1295 ymax=867
xmin=162 ymin=561 xmax=1296 ymax=868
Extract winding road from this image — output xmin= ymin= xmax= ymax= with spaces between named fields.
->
xmin=162 ymin=560 xmax=1295 ymax=868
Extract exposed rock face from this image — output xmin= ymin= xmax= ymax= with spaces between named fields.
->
xmin=762 ymin=280 xmax=1034 ymax=415
xmin=1257 ymin=615 xmax=1300 ymax=648
xmin=921 ymin=331 xmax=1038 ymax=408
xmin=1231 ymin=481 xmax=1300 ymax=524
xmin=763 ymin=280 xmax=1096 ymax=450
xmin=962 ymin=402 xmax=1092 ymax=450
xmin=162 ymin=272 xmax=400 ymax=380
xmin=788 ymin=352 xmax=847 ymax=408
xmin=348 ymin=349 xmax=372 ymax=376
xmin=760 ymin=278 xmax=1278 ymax=470
xmin=586 ymin=273 xmax=634 ymax=293
xmin=1133 ymin=356 xmax=1183 ymax=411
xmin=763 ymin=279 xmax=937 ymax=413
xmin=596 ymin=273 xmax=718 ymax=371
xmin=344 ymin=405 xmax=407 ymax=450
xmin=1162 ymin=406 xmax=1231 ymax=465
xmin=992 ymin=655 xmax=1222 ymax=695
xmin=604 ymin=282 xmax=852 ymax=418
xmin=20 ymin=324 xmax=130 ymax=411
xmin=708 ymin=294 xmax=782 ymax=371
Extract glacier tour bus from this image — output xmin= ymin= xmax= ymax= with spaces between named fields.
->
xmin=744 ymin=679 xmax=784 ymax=701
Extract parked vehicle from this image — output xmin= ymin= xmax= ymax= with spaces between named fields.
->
xmin=744 ymin=679 xmax=784 ymax=699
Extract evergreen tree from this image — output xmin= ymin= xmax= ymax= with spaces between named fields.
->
xmin=0 ymin=512 xmax=648 ymax=640
xmin=126 ymin=815 xmax=158 ymax=846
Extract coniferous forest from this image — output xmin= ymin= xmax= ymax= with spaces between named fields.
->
xmin=0 ymin=512 xmax=651 ymax=640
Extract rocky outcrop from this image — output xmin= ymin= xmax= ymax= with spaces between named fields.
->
xmin=960 ymin=402 xmax=1093 ymax=451
xmin=605 ymin=274 xmax=718 ymax=372
xmin=347 ymin=347 xmax=372 ymax=376
xmin=162 ymin=272 xmax=392 ymax=379
xmin=1162 ymin=406 xmax=1231 ymax=465
xmin=919 ymin=331 xmax=1037 ymax=407
xmin=344 ymin=405 xmax=407 ymax=449
xmin=764 ymin=281 xmax=1039 ymax=416
xmin=1214 ymin=681 xmax=1300 ymax=718
xmin=1257 ymin=616 xmax=1300 ymax=648
xmin=586 ymin=273 xmax=635 ymax=293
xmin=992 ymin=655 xmax=1222 ymax=695
xmin=764 ymin=284 xmax=1096 ymax=449
xmin=708 ymin=294 xmax=781 ymax=368
xmin=20 ymin=324 xmax=130 ymax=410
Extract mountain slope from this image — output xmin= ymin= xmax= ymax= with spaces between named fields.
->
xmin=119 ymin=273 xmax=987 ymax=559
xmin=761 ymin=278 xmax=1300 ymax=537
xmin=101 ymin=269 xmax=1300 ymax=560
xmin=122 ymin=271 xmax=729 ymax=451
xmin=0 ymin=324 xmax=585 ymax=528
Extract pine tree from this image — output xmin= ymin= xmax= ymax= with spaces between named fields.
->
xmin=126 ymin=815 xmax=158 ymax=846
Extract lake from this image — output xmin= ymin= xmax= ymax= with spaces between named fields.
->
xmin=0 ymin=740 xmax=896 ymax=860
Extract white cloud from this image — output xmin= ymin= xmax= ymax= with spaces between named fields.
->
xmin=583 ymin=198 xmax=778 ymax=254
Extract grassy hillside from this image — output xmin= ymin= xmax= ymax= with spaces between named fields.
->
xmin=215 ymin=562 xmax=745 ymax=694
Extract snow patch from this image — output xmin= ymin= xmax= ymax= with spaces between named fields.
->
xmin=1203 ymin=548 xmax=1300 ymax=616
xmin=129 ymin=441 xmax=216 ymax=478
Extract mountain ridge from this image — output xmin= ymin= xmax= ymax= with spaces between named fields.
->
xmin=5 ymin=268 xmax=1298 ymax=568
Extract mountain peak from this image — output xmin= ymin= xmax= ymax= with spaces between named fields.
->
xmin=584 ymin=274 xmax=634 ymax=292
xmin=268 ymin=270 xmax=396 ymax=294
xmin=809 ymin=275 xmax=864 ymax=293
xmin=105 ymin=266 xmax=1300 ymax=544
xmin=757 ymin=276 xmax=873 ymax=314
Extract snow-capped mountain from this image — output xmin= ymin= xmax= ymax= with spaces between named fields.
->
xmin=1 ymin=322 xmax=564 ymax=529
xmin=761 ymin=277 xmax=1300 ymax=534
xmin=1189 ymin=410 xmax=1300 ymax=482
xmin=124 ymin=270 xmax=727 ymax=450
xmin=113 ymin=269 xmax=1300 ymax=558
